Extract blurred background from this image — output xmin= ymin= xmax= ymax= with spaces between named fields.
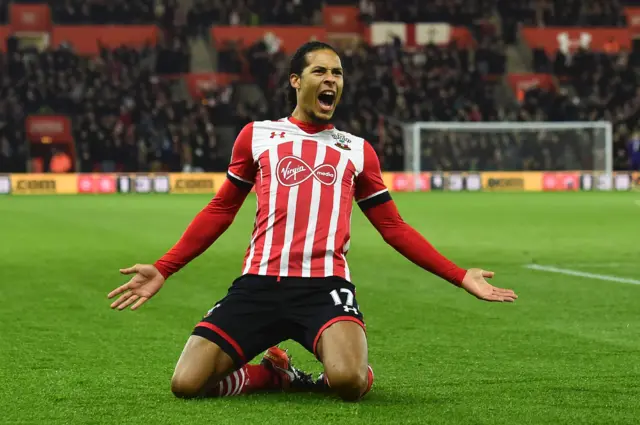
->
xmin=0 ymin=0 xmax=639 ymax=179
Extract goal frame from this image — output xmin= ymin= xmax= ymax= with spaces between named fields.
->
xmin=403 ymin=121 xmax=613 ymax=190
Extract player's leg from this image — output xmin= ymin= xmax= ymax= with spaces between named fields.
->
xmin=287 ymin=277 xmax=374 ymax=401
xmin=171 ymin=336 xmax=288 ymax=399
xmin=316 ymin=321 xmax=373 ymax=402
xmin=171 ymin=274 xmax=315 ymax=398
xmin=170 ymin=335 xmax=234 ymax=398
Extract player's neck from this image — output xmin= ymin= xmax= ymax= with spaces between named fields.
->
xmin=289 ymin=109 xmax=333 ymax=134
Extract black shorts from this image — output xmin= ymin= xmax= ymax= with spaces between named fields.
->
xmin=192 ymin=274 xmax=365 ymax=367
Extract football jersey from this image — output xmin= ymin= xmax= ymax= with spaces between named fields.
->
xmin=226 ymin=116 xmax=390 ymax=282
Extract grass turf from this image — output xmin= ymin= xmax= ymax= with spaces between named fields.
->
xmin=1 ymin=192 xmax=639 ymax=424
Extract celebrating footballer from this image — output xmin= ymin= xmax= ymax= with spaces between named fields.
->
xmin=107 ymin=41 xmax=518 ymax=402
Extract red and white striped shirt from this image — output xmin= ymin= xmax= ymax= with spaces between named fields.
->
xmin=154 ymin=116 xmax=466 ymax=286
xmin=227 ymin=116 xmax=389 ymax=281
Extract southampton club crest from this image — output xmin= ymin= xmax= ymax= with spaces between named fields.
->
xmin=332 ymin=133 xmax=352 ymax=150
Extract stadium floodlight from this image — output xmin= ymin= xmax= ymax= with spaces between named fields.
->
xmin=402 ymin=121 xmax=614 ymax=191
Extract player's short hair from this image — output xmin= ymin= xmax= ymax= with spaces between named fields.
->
xmin=288 ymin=41 xmax=340 ymax=108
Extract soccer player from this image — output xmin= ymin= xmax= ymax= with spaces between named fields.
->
xmin=107 ymin=41 xmax=518 ymax=402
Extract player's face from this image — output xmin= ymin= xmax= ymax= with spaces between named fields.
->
xmin=291 ymin=49 xmax=344 ymax=123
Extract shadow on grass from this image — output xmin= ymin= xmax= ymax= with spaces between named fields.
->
xmin=182 ymin=389 xmax=454 ymax=407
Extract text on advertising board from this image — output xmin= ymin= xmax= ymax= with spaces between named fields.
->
xmin=11 ymin=174 xmax=78 ymax=195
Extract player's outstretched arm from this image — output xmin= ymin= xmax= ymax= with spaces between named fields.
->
xmin=362 ymin=200 xmax=517 ymax=302
xmin=355 ymin=141 xmax=516 ymax=302
xmin=151 ymin=122 xmax=256 ymax=281
xmin=153 ymin=178 xmax=250 ymax=279
xmin=107 ymin=124 xmax=257 ymax=310
xmin=106 ymin=179 xmax=250 ymax=310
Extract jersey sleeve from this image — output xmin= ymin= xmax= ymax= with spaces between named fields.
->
xmin=355 ymin=141 xmax=392 ymax=211
xmin=227 ymin=122 xmax=257 ymax=191
xmin=363 ymin=199 xmax=467 ymax=286
xmin=153 ymin=179 xmax=250 ymax=280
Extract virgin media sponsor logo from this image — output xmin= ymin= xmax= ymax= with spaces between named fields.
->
xmin=276 ymin=156 xmax=337 ymax=187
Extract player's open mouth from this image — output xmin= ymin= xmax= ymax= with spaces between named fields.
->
xmin=317 ymin=91 xmax=336 ymax=112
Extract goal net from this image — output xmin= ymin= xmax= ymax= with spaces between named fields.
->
xmin=401 ymin=121 xmax=615 ymax=191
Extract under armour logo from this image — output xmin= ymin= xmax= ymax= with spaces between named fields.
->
xmin=276 ymin=155 xmax=337 ymax=187
xmin=343 ymin=306 xmax=359 ymax=315
xmin=270 ymin=131 xmax=286 ymax=139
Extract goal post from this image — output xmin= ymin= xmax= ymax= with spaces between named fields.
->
xmin=402 ymin=121 xmax=614 ymax=191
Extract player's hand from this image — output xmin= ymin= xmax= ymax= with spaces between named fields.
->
xmin=460 ymin=268 xmax=517 ymax=302
xmin=107 ymin=264 xmax=165 ymax=311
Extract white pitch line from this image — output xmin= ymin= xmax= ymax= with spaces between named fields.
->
xmin=524 ymin=264 xmax=640 ymax=285
xmin=558 ymin=263 xmax=627 ymax=268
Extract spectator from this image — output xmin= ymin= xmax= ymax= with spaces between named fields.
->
xmin=186 ymin=0 xmax=324 ymax=35
xmin=629 ymin=132 xmax=640 ymax=170
xmin=0 ymin=0 xmax=8 ymax=24
xmin=499 ymin=0 xmax=626 ymax=44
xmin=359 ymin=0 xmax=376 ymax=25
xmin=50 ymin=147 xmax=73 ymax=173
xmin=474 ymin=35 xmax=506 ymax=76
xmin=372 ymin=0 xmax=494 ymax=25
xmin=50 ymin=0 xmax=156 ymax=25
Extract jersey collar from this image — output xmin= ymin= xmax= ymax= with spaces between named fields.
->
xmin=287 ymin=116 xmax=334 ymax=134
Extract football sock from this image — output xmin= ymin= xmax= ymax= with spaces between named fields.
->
xmin=361 ymin=365 xmax=374 ymax=398
xmin=215 ymin=364 xmax=278 ymax=397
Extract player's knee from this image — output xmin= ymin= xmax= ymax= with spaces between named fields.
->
xmin=325 ymin=365 xmax=368 ymax=402
xmin=171 ymin=375 xmax=205 ymax=399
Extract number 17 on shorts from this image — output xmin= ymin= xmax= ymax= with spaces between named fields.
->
xmin=329 ymin=288 xmax=360 ymax=315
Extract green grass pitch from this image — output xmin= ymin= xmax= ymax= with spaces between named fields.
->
xmin=1 ymin=192 xmax=639 ymax=425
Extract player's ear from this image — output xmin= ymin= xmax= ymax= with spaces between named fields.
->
xmin=290 ymin=73 xmax=301 ymax=90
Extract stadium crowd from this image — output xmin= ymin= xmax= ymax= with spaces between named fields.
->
xmin=230 ymin=36 xmax=633 ymax=172
xmin=0 ymin=1 xmax=7 ymax=25
xmin=49 ymin=0 xmax=157 ymax=24
xmin=497 ymin=0 xmax=626 ymax=29
xmin=187 ymin=0 xmax=325 ymax=37
xmin=369 ymin=0 xmax=495 ymax=25
xmin=0 ymin=34 xmax=233 ymax=174
xmin=498 ymin=0 xmax=628 ymax=45
xmin=233 ymin=38 xmax=507 ymax=171
xmin=1 ymin=0 xmax=639 ymax=174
